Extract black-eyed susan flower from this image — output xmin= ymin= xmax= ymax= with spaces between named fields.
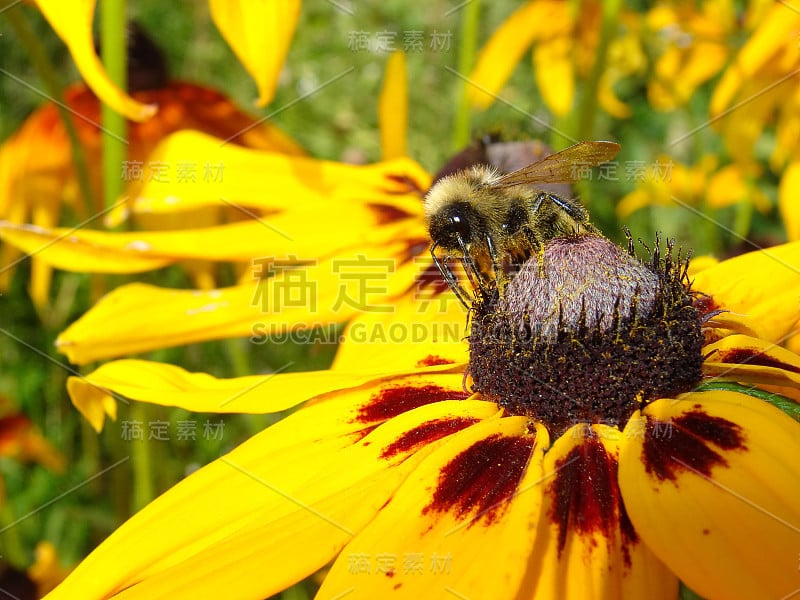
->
xmin=44 ymin=233 xmax=800 ymax=599
xmin=0 ymin=20 xmax=304 ymax=311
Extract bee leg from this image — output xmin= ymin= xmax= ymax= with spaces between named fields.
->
xmin=455 ymin=232 xmax=489 ymax=296
xmin=484 ymin=233 xmax=502 ymax=284
xmin=430 ymin=244 xmax=471 ymax=309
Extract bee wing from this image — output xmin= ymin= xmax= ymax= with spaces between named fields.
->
xmin=489 ymin=140 xmax=621 ymax=189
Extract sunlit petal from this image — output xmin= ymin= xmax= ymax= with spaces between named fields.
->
xmin=49 ymin=382 xmax=493 ymax=599
xmin=619 ymin=391 xmax=800 ymax=600
xmin=209 ymin=0 xmax=301 ymax=107
xmin=691 ymin=241 xmax=800 ymax=343
xmin=521 ymin=425 xmax=677 ymax=599
xmin=124 ymin=131 xmax=430 ymax=214
xmin=319 ymin=417 xmax=546 ymax=599
xmin=702 ymin=333 xmax=800 ymax=389
xmin=34 ymin=0 xmax=157 ymax=121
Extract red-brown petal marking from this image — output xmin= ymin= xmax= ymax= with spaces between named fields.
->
xmin=408 ymin=262 xmax=452 ymax=297
xmin=415 ymin=355 xmax=456 ymax=368
xmin=380 ymin=417 xmax=479 ymax=459
xmin=548 ymin=438 xmax=638 ymax=566
xmin=642 ymin=409 xmax=746 ymax=481
xmin=356 ymin=384 xmax=470 ymax=424
xmin=714 ymin=347 xmax=800 ymax=375
xmin=382 ymin=173 xmax=427 ymax=195
xmin=423 ymin=433 xmax=535 ymax=527
xmin=366 ymin=202 xmax=416 ymax=225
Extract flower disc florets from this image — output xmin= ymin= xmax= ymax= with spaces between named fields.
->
xmin=468 ymin=233 xmax=704 ymax=435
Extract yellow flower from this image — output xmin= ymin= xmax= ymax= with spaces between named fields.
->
xmin=44 ymin=236 xmax=800 ymax=600
xmin=617 ymin=155 xmax=771 ymax=219
xmin=644 ymin=0 xmax=735 ymax=111
xmin=710 ymin=2 xmax=800 ymax=240
xmin=1 ymin=50 xmax=474 ymax=369
xmin=33 ymin=0 xmax=300 ymax=119
xmin=0 ymin=23 xmax=304 ymax=312
xmin=467 ymin=0 xmax=646 ymax=119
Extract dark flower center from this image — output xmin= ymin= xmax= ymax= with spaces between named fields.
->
xmin=468 ymin=233 xmax=704 ymax=436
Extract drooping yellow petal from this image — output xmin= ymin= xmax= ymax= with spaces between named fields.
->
xmin=520 ymin=425 xmax=677 ymax=599
xmin=124 ymin=131 xmax=430 ymax=214
xmin=318 ymin=417 xmax=548 ymax=599
xmin=48 ymin=378 xmax=496 ymax=599
xmin=67 ymin=355 xmax=465 ymax=433
xmin=691 ymin=241 xmax=800 ymax=343
xmin=209 ymin=0 xmax=301 ymax=107
xmin=379 ymin=51 xmax=408 ymax=160
xmin=55 ymin=241 xmax=425 ymax=364
xmin=619 ymin=391 xmax=800 ymax=600
xmin=0 ymin=203 xmax=425 ymax=273
xmin=467 ymin=1 xmax=566 ymax=109
xmin=779 ymin=160 xmax=800 ymax=241
xmin=34 ymin=0 xmax=157 ymax=121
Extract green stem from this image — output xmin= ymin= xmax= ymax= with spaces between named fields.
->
xmin=3 ymin=1 xmax=96 ymax=215
xmin=0 ymin=502 xmax=27 ymax=567
xmin=101 ymin=0 xmax=128 ymax=213
xmin=577 ymin=0 xmax=621 ymax=140
xmin=453 ymin=0 xmax=481 ymax=150
xmin=732 ymin=195 xmax=754 ymax=241
xmin=130 ymin=402 xmax=155 ymax=511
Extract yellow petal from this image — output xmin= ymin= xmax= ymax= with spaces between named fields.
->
xmin=55 ymin=242 xmax=425 ymax=364
xmin=779 ymin=160 xmax=800 ymax=241
xmin=533 ymin=36 xmax=574 ymax=116
xmin=209 ymin=0 xmax=300 ymax=107
xmin=1 ymin=201 xmax=425 ymax=273
xmin=125 ymin=131 xmax=430 ymax=214
xmin=521 ymin=425 xmax=677 ymax=599
xmin=691 ymin=241 xmax=800 ymax=343
xmin=67 ymin=357 xmax=465 ymax=432
xmin=598 ymin=71 xmax=631 ymax=119
xmin=710 ymin=4 xmax=800 ymax=115
xmin=379 ymin=51 xmax=408 ymax=160
xmin=333 ymin=257 xmax=470 ymax=371
xmin=0 ymin=221 xmax=173 ymax=273
xmin=34 ymin=0 xmax=156 ymax=121
xmin=619 ymin=392 xmax=800 ymax=600
xmin=467 ymin=1 xmax=566 ymax=109
xmin=702 ymin=333 xmax=800 ymax=389
xmin=318 ymin=417 xmax=548 ymax=599
xmin=49 ymin=382 xmax=495 ymax=599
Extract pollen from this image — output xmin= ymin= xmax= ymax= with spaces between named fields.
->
xmin=468 ymin=233 xmax=704 ymax=436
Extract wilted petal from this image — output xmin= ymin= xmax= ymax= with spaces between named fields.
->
xmin=619 ymin=391 xmax=800 ymax=600
xmin=34 ymin=0 xmax=157 ymax=121
xmin=209 ymin=0 xmax=301 ymax=107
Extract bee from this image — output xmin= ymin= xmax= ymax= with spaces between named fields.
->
xmin=424 ymin=140 xmax=621 ymax=307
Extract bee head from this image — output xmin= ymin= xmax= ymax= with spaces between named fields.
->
xmin=428 ymin=200 xmax=485 ymax=253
